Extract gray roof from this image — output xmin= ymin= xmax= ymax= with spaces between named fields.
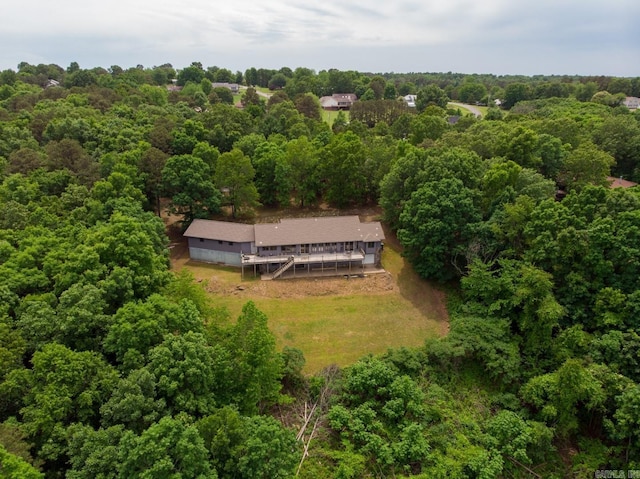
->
xmin=254 ymin=216 xmax=384 ymax=247
xmin=183 ymin=216 xmax=385 ymax=246
xmin=183 ymin=219 xmax=255 ymax=242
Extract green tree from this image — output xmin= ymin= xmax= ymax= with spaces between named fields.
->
xmin=100 ymin=368 xmax=166 ymax=433
xmin=592 ymin=115 xmax=640 ymax=181
xmin=398 ymin=178 xmax=481 ymax=281
xmin=104 ymin=293 xmax=203 ymax=369
xmin=520 ymin=360 xmax=615 ymax=437
xmin=177 ymin=65 xmax=205 ymax=86
xmin=486 ymin=411 xmax=553 ymax=476
xmin=415 ymin=84 xmax=449 ymax=111
xmin=66 ymin=424 xmax=125 ymax=479
xmin=321 ymin=132 xmax=368 ymax=207
xmin=503 ymin=83 xmax=531 ymax=109
xmin=162 ymin=154 xmax=221 ymax=225
xmin=86 ymin=211 xmax=170 ymax=307
xmin=611 ymin=384 xmax=640 ymax=462
xmin=268 ymin=73 xmax=288 ymax=90
xmin=506 ymin=126 xmax=540 ymax=169
xmin=409 ymin=113 xmax=448 ymax=145
xmin=118 ymin=416 xmax=217 ymax=478
xmin=146 ymin=332 xmax=232 ymax=416
xmin=251 ymin=142 xmax=291 ymax=207
xmin=458 ymin=82 xmax=487 ymax=104
xmin=230 ymin=302 xmax=283 ymax=414
xmin=139 ymin=146 xmax=169 ymax=215
xmin=328 ymin=357 xmax=429 ymax=474
xmin=13 ymin=344 xmax=118 ymax=465
xmin=236 ymin=415 xmax=299 ymax=479
xmin=0 ymin=444 xmax=43 ymax=479
xmin=294 ymin=93 xmax=321 ymax=120
xmin=284 ymin=136 xmax=320 ymax=207
xmin=54 ymin=283 xmax=110 ymax=351
xmin=559 ymin=142 xmax=614 ymax=191
xmin=214 ymin=148 xmax=259 ymax=218
xmin=197 ymin=407 xmax=246 ymax=478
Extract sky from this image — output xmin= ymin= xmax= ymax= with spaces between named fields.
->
xmin=1 ymin=0 xmax=638 ymax=77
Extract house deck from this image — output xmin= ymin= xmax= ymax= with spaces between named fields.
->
xmin=241 ymin=251 xmax=368 ymax=280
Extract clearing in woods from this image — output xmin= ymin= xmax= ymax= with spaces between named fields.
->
xmin=167 ymin=207 xmax=449 ymax=373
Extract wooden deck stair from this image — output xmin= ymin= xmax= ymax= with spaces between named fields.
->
xmin=267 ymin=256 xmax=295 ymax=280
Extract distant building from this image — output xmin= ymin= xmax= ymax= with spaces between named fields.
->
xmin=319 ymin=93 xmax=357 ymax=110
xmin=608 ymin=176 xmax=638 ymax=189
xmin=623 ymin=96 xmax=639 ymax=110
xmin=403 ymin=94 xmax=417 ymax=108
xmin=45 ymin=79 xmax=60 ymax=88
xmin=211 ymin=82 xmax=240 ymax=93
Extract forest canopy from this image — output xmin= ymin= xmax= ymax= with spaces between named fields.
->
xmin=0 ymin=61 xmax=639 ymax=477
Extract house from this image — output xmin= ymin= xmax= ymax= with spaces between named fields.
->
xmin=319 ymin=93 xmax=357 ymax=110
xmin=183 ymin=216 xmax=385 ymax=279
xmin=608 ymin=176 xmax=638 ymax=189
xmin=403 ymin=94 xmax=417 ymax=108
xmin=211 ymin=82 xmax=240 ymax=94
xmin=623 ymin=97 xmax=639 ymax=110
xmin=45 ymin=79 xmax=60 ymax=88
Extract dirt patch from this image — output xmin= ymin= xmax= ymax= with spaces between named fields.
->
xmin=205 ymin=271 xmax=397 ymax=299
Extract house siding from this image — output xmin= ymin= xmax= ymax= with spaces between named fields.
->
xmin=189 ymin=247 xmax=243 ymax=266
xmin=187 ymin=238 xmax=253 ymax=266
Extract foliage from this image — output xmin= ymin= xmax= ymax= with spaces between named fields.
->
xmin=162 ymin=154 xmax=221 ymax=225
xmin=398 ymin=178 xmax=482 ymax=281
xmin=214 ymin=149 xmax=259 ymax=218
xmin=1 ymin=62 xmax=639 ymax=478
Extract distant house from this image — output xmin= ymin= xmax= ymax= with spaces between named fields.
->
xmin=211 ymin=82 xmax=240 ymax=94
xmin=184 ymin=216 xmax=385 ymax=279
xmin=319 ymin=93 xmax=357 ymax=110
xmin=403 ymin=94 xmax=417 ymax=108
xmin=608 ymin=176 xmax=638 ymax=189
xmin=623 ymin=97 xmax=639 ymax=110
xmin=167 ymin=80 xmax=182 ymax=92
xmin=45 ymin=79 xmax=60 ymax=88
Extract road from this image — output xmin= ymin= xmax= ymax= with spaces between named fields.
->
xmin=449 ymin=102 xmax=482 ymax=117
xmin=239 ymin=85 xmax=272 ymax=99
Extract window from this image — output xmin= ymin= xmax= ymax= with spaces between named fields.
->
xmin=228 ymin=241 xmax=233 ymax=245
xmin=367 ymin=242 xmax=375 ymax=248
xmin=199 ymin=238 xmax=204 ymax=243
xmin=218 ymin=240 xmax=223 ymax=245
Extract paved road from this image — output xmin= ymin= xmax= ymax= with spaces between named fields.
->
xmin=449 ymin=102 xmax=482 ymax=117
xmin=239 ymin=85 xmax=272 ymax=99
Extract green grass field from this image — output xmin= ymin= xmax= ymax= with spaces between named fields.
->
xmin=322 ymin=109 xmax=349 ymax=126
xmin=448 ymin=102 xmax=488 ymax=118
xmin=177 ymin=230 xmax=449 ymax=373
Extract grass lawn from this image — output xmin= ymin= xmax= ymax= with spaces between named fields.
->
xmin=175 ymin=227 xmax=449 ymax=373
xmin=448 ymin=102 xmax=488 ymax=118
xmin=473 ymin=105 xmax=489 ymax=116
xmin=322 ymin=109 xmax=349 ymax=126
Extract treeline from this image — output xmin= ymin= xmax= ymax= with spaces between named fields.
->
xmin=4 ymin=61 xmax=640 ymax=106
xmin=0 ymin=61 xmax=639 ymax=477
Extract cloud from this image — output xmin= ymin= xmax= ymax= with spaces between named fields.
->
xmin=0 ymin=0 xmax=638 ymax=75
